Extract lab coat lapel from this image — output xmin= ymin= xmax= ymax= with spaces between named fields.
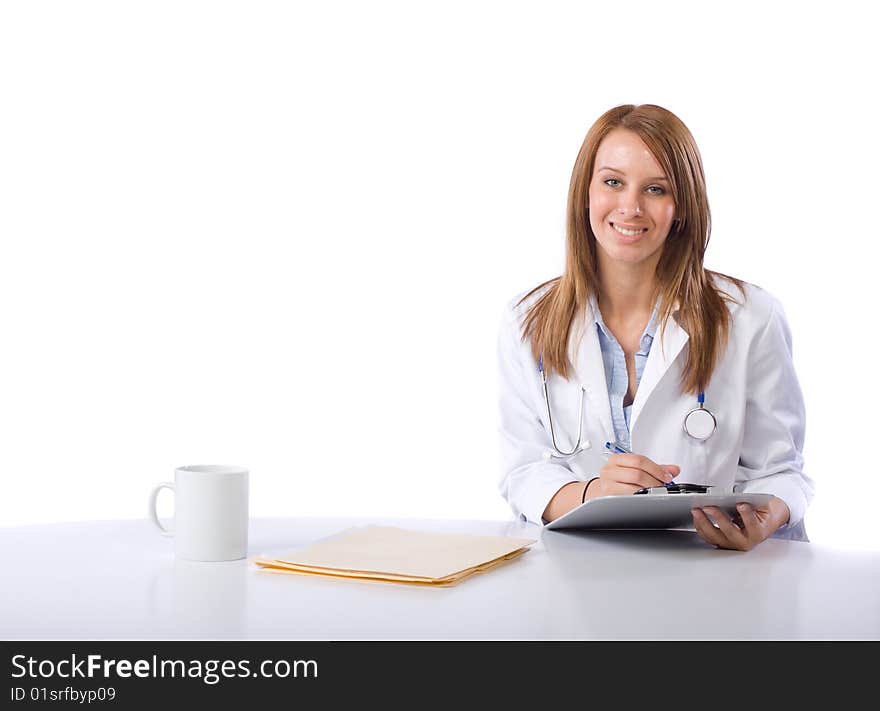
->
xmin=573 ymin=303 xmax=614 ymax=442
xmin=630 ymin=313 xmax=689 ymax=431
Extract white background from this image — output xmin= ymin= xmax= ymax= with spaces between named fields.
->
xmin=1 ymin=1 xmax=877 ymax=549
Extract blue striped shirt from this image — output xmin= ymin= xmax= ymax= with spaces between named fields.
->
xmin=592 ymin=299 xmax=660 ymax=450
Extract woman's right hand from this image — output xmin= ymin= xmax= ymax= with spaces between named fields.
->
xmin=587 ymin=453 xmax=680 ymax=499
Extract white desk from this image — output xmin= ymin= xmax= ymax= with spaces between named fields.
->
xmin=2 ymin=517 xmax=878 ymax=640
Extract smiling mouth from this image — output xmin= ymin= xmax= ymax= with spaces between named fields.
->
xmin=611 ymin=223 xmax=648 ymax=236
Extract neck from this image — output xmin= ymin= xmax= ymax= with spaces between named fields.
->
xmin=595 ymin=253 xmax=660 ymax=322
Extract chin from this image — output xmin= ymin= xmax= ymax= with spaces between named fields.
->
xmin=596 ymin=240 xmax=662 ymax=267
xmin=597 ymin=238 xmax=645 ymax=257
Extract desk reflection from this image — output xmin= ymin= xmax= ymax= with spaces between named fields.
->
xmin=149 ymin=558 xmax=249 ymax=639
xmin=538 ymin=528 xmax=807 ymax=639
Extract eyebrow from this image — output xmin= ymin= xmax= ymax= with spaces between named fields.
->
xmin=596 ymin=166 xmax=669 ymax=182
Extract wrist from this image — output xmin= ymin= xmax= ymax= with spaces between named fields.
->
xmin=582 ymin=477 xmax=599 ymax=503
xmin=769 ymin=496 xmax=791 ymax=528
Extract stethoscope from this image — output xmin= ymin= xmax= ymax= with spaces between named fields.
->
xmin=538 ymin=355 xmax=717 ymax=461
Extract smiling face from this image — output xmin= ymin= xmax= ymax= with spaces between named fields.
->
xmin=588 ymin=128 xmax=676 ymax=270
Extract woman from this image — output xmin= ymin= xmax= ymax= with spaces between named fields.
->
xmin=498 ymin=104 xmax=813 ymax=550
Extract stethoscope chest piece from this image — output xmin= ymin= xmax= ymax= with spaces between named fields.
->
xmin=683 ymin=392 xmax=716 ymax=441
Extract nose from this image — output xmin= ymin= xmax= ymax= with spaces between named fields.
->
xmin=617 ymin=188 xmax=644 ymax=217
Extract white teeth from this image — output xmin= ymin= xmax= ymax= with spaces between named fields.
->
xmin=612 ymin=223 xmax=646 ymax=236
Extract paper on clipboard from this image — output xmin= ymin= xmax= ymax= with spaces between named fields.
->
xmin=544 ymin=492 xmax=774 ymax=531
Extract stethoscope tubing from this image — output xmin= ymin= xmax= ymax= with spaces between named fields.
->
xmin=540 ymin=361 xmax=587 ymax=458
xmin=539 ymin=356 xmax=716 ymax=458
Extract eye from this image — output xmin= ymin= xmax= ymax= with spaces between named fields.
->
xmin=603 ymin=178 xmax=621 ymax=188
xmin=646 ymin=185 xmax=666 ymax=195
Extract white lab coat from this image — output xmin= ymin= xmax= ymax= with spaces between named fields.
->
xmin=497 ymin=276 xmax=814 ymax=540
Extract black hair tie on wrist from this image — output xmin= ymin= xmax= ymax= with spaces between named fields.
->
xmin=582 ymin=477 xmax=599 ymax=504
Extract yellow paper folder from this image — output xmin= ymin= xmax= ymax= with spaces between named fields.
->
xmin=254 ymin=525 xmax=537 ymax=586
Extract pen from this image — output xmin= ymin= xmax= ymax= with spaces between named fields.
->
xmin=605 ymin=440 xmax=631 ymax=455
xmin=605 ymin=441 xmax=676 ymax=486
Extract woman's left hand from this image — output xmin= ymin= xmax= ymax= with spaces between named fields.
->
xmin=691 ymin=497 xmax=791 ymax=551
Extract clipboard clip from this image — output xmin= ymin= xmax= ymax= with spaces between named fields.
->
xmin=633 ymin=483 xmax=720 ymax=496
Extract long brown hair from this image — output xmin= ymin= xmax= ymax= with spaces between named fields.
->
xmin=519 ymin=104 xmax=744 ymax=394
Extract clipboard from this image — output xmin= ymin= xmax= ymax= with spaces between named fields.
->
xmin=544 ymin=490 xmax=773 ymax=531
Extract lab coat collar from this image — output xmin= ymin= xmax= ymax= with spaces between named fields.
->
xmin=630 ymin=310 xmax=689 ymax=431
xmin=575 ymin=300 xmax=690 ymax=441
xmin=569 ymin=300 xmax=690 ymax=441
xmin=573 ymin=301 xmax=615 ymax=442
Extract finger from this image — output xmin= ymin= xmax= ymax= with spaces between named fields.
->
xmin=730 ymin=509 xmax=744 ymax=528
xmin=704 ymin=506 xmax=750 ymax=551
xmin=661 ymin=464 xmax=681 ymax=478
xmin=612 ymin=454 xmax=675 ymax=483
xmin=691 ymin=508 xmax=728 ymax=548
xmin=606 ymin=464 xmax=668 ymax=489
xmin=595 ymin=479 xmax=643 ymax=497
xmin=613 ymin=453 xmax=671 ymax=481
xmin=735 ymin=503 xmax=763 ymax=541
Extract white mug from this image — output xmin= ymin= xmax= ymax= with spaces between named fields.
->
xmin=149 ymin=465 xmax=249 ymax=561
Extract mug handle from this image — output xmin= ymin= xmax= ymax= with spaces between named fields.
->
xmin=148 ymin=482 xmax=175 ymax=537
